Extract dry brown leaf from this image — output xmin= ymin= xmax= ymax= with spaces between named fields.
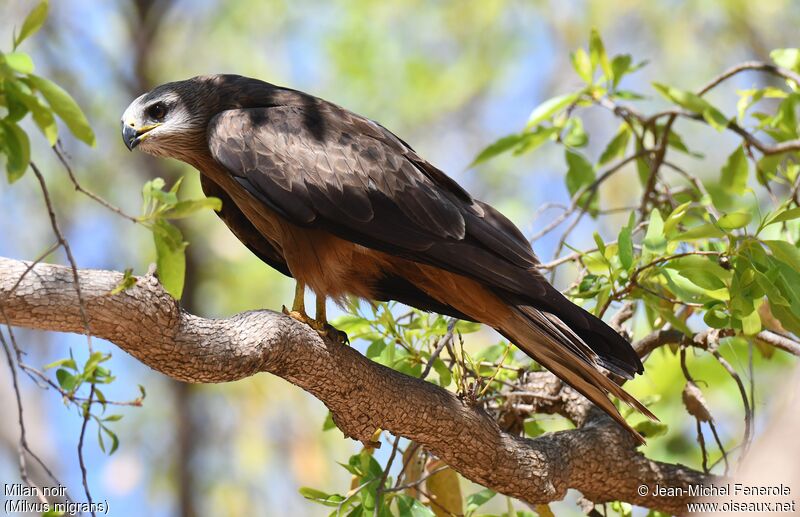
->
xmin=425 ymin=459 xmax=463 ymax=517
xmin=682 ymin=381 xmax=712 ymax=422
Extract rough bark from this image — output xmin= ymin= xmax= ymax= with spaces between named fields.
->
xmin=0 ymin=256 xmax=712 ymax=514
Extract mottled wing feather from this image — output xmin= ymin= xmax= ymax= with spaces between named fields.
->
xmin=207 ymin=105 xmax=545 ymax=293
xmin=206 ymin=102 xmax=642 ymax=378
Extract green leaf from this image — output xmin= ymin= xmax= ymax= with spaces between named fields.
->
xmin=110 ymin=268 xmax=137 ymax=295
xmin=589 ymin=29 xmax=611 ymax=79
xmin=666 ymin=256 xmax=731 ymax=290
xmin=465 ymin=488 xmax=496 ymax=516
xmin=680 ymin=223 xmax=725 ymax=241
xmin=322 ymin=411 xmax=336 ymax=431
xmin=298 ymin=487 xmax=345 ymax=507
xmin=432 ymin=358 xmax=451 ymax=387
xmin=610 ymin=54 xmax=632 ymax=88
xmin=634 ymin=420 xmax=668 ymax=439
xmin=30 ymin=101 xmax=58 ymax=145
xmin=643 ymin=209 xmax=666 ymax=255
xmin=652 ymin=83 xmax=728 ymax=130
xmin=3 ymin=52 xmax=35 ymax=74
xmin=527 ymin=93 xmax=579 ymax=128
xmin=103 ymin=426 xmax=120 ymax=455
xmin=764 ymin=240 xmax=800 ymax=270
xmin=564 ymin=149 xmax=595 ymax=199
xmin=152 ymin=219 xmax=187 ymax=299
xmin=717 ymin=211 xmax=752 ymax=230
xmin=161 ymin=197 xmax=223 ymax=219
xmin=396 ymin=495 xmax=436 ymax=517
xmin=14 ymin=1 xmax=49 ymax=49
xmin=27 ymin=74 xmax=95 ymax=146
xmin=562 ymin=117 xmax=588 ymax=148
xmin=663 ymin=201 xmax=692 ymax=237
xmin=740 ymin=309 xmax=762 ymax=336
xmin=570 ymin=48 xmax=592 ymax=83
xmin=524 ymin=419 xmax=545 ymax=437
xmin=771 ymin=48 xmax=800 ymax=74
xmin=618 ymin=226 xmax=633 ymax=270
xmin=44 ymin=357 xmax=78 ymax=371
xmin=720 ymin=146 xmax=748 ymax=195
xmin=0 ymin=120 xmax=31 ymax=183
xmin=598 ymin=124 xmax=631 ymax=165
xmin=471 ymin=133 xmax=526 ymax=166
xmin=765 ymin=207 xmax=800 ymax=227
xmin=56 ymin=368 xmax=78 ymax=391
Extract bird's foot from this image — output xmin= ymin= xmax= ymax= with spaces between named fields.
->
xmin=281 ymin=306 xmax=349 ymax=344
xmin=318 ymin=323 xmax=349 ymax=345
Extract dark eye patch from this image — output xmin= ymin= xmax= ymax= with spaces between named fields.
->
xmin=146 ymin=102 xmax=168 ymax=121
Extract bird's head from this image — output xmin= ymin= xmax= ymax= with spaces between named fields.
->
xmin=121 ymin=75 xmax=258 ymax=160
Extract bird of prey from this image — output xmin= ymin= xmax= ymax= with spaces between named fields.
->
xmin=122 ymin=75 xmax=655 ymax=441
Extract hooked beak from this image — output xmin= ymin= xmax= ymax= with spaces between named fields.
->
xmin=121 ymin=122 xmax=159 ymax=151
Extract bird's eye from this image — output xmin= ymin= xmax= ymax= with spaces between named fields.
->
xmin=146 ymin=102 xmax=168 ymax=121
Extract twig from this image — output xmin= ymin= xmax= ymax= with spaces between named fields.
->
xmin=54 ymin=145 xmax=139 ymax=223
xmin=374 ymin=435 xmax=401 ymax=516
xmin=712 ymin=350 xmax=753 ymax=458
xmin=420 ymin=318 xmax=456 ymax=380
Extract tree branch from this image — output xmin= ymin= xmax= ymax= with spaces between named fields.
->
xmin=0 ymin=256 xmax=712 ymax=514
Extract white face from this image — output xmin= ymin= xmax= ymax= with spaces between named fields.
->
xmin=120 ymin=91 xmax=199 ymax=158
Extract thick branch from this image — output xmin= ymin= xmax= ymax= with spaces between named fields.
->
xmin=0 ymin=256 xmax=710 ymax=514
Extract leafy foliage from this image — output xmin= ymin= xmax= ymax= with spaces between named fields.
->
xmin=301 ymin=29 xmax=800 ymax=515
xmin=0 ymin=1 xmax=94 ymax=182
xmin=138 ymin=177 xmax=221 ymax=299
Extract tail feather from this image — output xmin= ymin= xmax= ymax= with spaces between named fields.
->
xmin=500 ymin=306 xmax=656 ymax=444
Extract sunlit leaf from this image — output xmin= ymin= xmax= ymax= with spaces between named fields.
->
xmin=152 ymin=219 xmax=187 ymax=299
xmin=27 ymin=74 xmax=95 ymax=146
xmin=720 ymin=146 xmax=748 ymax=195
xmin=643 ymin=209 xmax=666 ymax=255
xmin=3 ymin=52 xmax=35 ymax=74
xmin=618 ymin=226 xmax=633 ymax=270
xmin=526 ymin=93 xmax=579 ymax=128
xmin=610 ymin=54 xmax=632 ymax=88
xmin=396 ymin=495 xmax=436 ymax=517
xmin=110 ymin=268 xmax=137 ymax=295
xmin=652 ymin=83 xmax=728 ymax=130
xmin=717 ymin=211 xmax=752 ymax=230
xmin=598 ymin=124 xmax=630 ymax=165
xmin=764 ymin=207 xmax=800 ymax=227
xmin=0 ymin=120 xmax=31 ymax=182
xmin=680 ymin=223 xmax=725 ymax=240
xmin=161 ymin=197 xmax=222 ymax=219
xmin=471 ymin=133 xmax=527 ymax=166
xmin=589 ymin=29 xmax=611 ymax=79
xmin=465 ymin=488 xmax=495 ymax=516
xmin=14 ymin=1 xmax=49 ymax=49
xmin=298 ymin=487 xmax=345 ymax=507
xmin=564 ymin=149 xmax=596 ymax=210
xmin=764 ymin=240 xmax=800 ymax=270
xmin=771 ymin=48 xmax=800 ymax=74
xmin=634 ymin=420 xmax=668 ymax=438
xmin=570 ymin=47 xmax=592 ymax=83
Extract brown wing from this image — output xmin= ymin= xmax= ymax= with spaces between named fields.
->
xmin=207 ymin=106 xmax=539 ymax=290
xmin=206 ymin=102 xmax=642 ymax=378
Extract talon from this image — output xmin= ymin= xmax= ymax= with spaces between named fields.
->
xmin=320 ymin=323 xmax=349 ymax=345
xmin=286 ymin=310 xmax=312 ymax=325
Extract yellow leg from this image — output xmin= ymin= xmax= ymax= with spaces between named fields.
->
xmin=292 ymin=282 xmax=307 ymax=315
xmin=316 ymin=295 xmax=327 ymax=325
xmin=283 ymin=284 xmax=348 ymax=344
xmin=282 ymin=282 xmax=310 ymax=321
